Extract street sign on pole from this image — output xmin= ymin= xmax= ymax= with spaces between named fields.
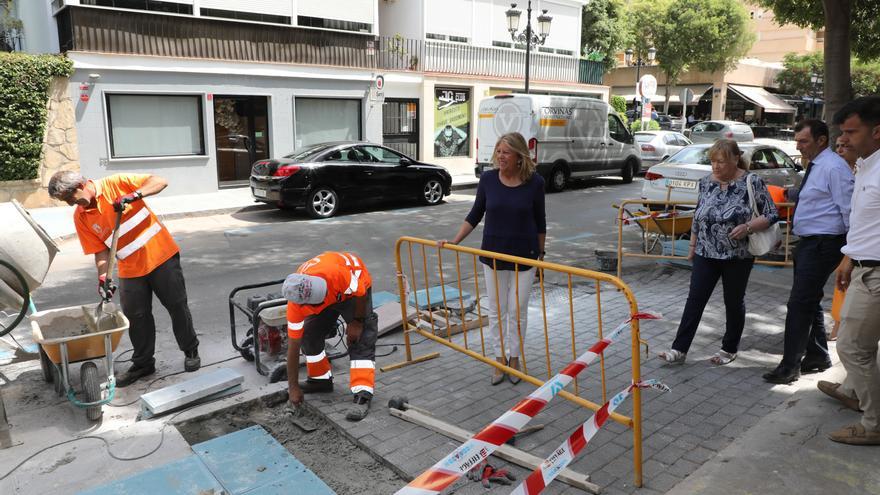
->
xmin=638 ymin=75 xmax=657 ymax=130
xmin=680 ymin=88 xmax=694 ymax=132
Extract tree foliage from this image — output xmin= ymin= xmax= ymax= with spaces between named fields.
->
xmin=580 ymin=0 xmax=627 ymax=73
xmin=634 ymin=0 xmax=754 ymax=112
xmin=621 ymin=0 xmax=670 ymax=64
xmin=778 ymin=53 xmax=880 ymax=98
xmin=0 ymin=53 xmax=73 ymax=182
xmin=776 ymin=52 xmax=823 ymax=95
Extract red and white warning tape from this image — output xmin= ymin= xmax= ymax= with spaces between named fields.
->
xmin=394 ymin=311 xmax=662 ymax=495
xmin=510 ymin=379 xmax=671 ymax=495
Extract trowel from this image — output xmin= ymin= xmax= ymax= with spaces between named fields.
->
xmin=84 ymin=208 xmax=124 ymax=333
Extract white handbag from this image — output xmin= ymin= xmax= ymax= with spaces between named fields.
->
xmin=745 ymin=173 xmax=781 ymax=256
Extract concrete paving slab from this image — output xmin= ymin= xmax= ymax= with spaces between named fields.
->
xmin=666 ymin=366 xmax=880 ymax=495
xmin=77 ymin=455 xmax=223 ymax=495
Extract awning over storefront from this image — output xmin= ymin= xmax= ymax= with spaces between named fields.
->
xmin=728 ymin=84 xmax=797 ymax=114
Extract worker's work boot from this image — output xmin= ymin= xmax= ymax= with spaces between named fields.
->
xmin=116 ymin=362 xmax=156 ymax=388
xmin=184 ymin=348 xmax=201 ymax=372
xmin=299 ymin=377 xmax=334 ymax=394
xmin=345 ymin=391 xmax=372 ymax=422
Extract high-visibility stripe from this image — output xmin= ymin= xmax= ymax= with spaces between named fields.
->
xmin=104 ymin=207 xmax=150 ymax=248
xmin=117 ymin=206 xmax=150 ymax=238
xmin=116 ymin=222 xmax=162 ymax=260
xmin=539 ymin=118 xmax=568 ymax=126
xmin=478 ymin=113 xmax=494 ymax=119
xmin=305 ymin=351 xmax=327 ymax=363
xmin=287 ymin=321 xmax=304 ymax=339
xmin=342 ymin=253 xmax=361 ymax=295
xmin=306 ymin=352 xmax=332 ymax=379
xmin=350 ymin=363 xmax=374 ymax=394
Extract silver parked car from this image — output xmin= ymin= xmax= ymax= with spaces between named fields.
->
xmin=641 ymin=143 xmax=803 ymax=205
xmin=684 ymin=120 xmax=754 ymax=143
xmin=635 ymin=131 xmax=692 ymax=170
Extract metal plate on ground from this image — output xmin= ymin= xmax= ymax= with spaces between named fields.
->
xmin=140 ymin=368 xmax=244 ymax=416
xmin=193 ymin=425 xmax=335 ymax=495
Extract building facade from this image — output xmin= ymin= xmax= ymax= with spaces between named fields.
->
xmin=15 ymin=0 xmax=607 ymax=196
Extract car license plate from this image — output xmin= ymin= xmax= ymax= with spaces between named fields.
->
xmin=665 ymin=179 xmax=697 ymax=189
xmin=253 ymin=188 xmax=267 ymax=198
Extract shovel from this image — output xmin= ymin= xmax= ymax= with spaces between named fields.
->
xmin=84 ymin=207 xmax=124 ymax=333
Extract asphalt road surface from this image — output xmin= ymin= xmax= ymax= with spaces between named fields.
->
xmin=32 ymin=177 xmax=644 ymax=359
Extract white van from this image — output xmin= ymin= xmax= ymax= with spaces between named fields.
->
xmin=475 ymin=94 xmax=641 ymax=191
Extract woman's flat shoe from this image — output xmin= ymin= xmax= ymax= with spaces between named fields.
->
xmin=710 ymin=350 xmax=737 ymax=365
xmin=508 ymin=373 xmax=522 ymax=385
xmin=492 ymin=373 xmax=506 ymax=386
xmin=658 ymin=349 xmax=686 ymax=364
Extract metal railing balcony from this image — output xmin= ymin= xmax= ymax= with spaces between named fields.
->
xmin=56 ymin=5 xmax=604 ymax=85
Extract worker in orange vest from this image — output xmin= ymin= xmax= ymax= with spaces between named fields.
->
xmin=48 ymin=171 xmax=199 ymax=387
xmin=283 ymin=251 xmax=377 ymax=421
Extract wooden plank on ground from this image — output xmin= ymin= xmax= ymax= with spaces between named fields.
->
xmin=389 ymin=407 xmax=600 ymax=494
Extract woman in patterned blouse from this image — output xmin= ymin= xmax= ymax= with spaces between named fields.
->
xmin=659 ymin=139 xmax=779 ymax=365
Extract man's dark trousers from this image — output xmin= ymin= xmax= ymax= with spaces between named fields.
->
xmin=780 ymin=235 xmax=846 ymax=370
xmin=120 ymin=253 xmax=199 ymax=368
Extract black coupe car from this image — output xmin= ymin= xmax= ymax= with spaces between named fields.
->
xmin=250 ymin=141 xmax=453 ymax=218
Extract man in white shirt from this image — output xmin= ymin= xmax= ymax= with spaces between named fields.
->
xmin=820 ymin=96 xmax=880 ymax=445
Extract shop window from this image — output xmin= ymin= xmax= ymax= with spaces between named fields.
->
xmin=82 ymin=0 xmax=193 ymax=15
xmin=297 ymin=16 xmax=371 ymax=33
xmin=434 ymin=88 xmax=470 ymax=158
xmin=294 ymin=98 xmax=362 ymax=149
xmin=202 ymin=8 xmax=290 ymax=24
xmin=106 ymin=94 xmax=205 ymax=158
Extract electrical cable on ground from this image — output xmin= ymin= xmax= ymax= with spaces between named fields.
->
xmin=0 ymin=389 xmax=243 ymax=482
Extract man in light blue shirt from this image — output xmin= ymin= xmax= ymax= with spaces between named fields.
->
xmin=764 ymin=119 xmax=855 ymax=384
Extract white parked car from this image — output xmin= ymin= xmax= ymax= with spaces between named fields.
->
xmin=684 ymin=120 xmax=754 ymax=143
xmin=641 ymin=143 xmax=804 ymax=205
xmin=634 ymin=131 xmax=692 ymax=171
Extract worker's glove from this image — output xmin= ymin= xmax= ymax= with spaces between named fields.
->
xmin=113 ymin=191 xmax=142 ymax=212
xmin=479 ymin=465 xmax=516 ymax=488
xmin=466 ymin=460 xmax=489 ymax=483
xmin=98 ymin=274 xmax=117 ymax=301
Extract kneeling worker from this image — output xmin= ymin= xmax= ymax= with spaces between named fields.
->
xmin=48 ymin=171 xmax=200 ymax=387
xmin=283 ymin=251 xmax=377 ymax=421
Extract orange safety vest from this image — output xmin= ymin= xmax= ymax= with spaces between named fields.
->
xmin=286 ymin=251 xmax=372 ymax=339
xmin=74 ymin=174 xmax=179 ymax=279
xmin=766 ymin=185 xmax=792 ymax=220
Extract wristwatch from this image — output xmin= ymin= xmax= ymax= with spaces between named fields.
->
xmin=746 ymin=223 xmax=754 ymax=234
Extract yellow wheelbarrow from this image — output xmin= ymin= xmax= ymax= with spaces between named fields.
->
xmin=31 ymin=304 xmax=129 ymax=421
xmin=615 ymin=203 xmax=694 ymax=254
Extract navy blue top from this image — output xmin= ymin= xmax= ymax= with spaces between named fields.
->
xmin=465 ymin=169 xmax=547 ymax=270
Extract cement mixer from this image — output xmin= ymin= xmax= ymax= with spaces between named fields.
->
xmin=0 ymin=200 xmax=60 ymax=336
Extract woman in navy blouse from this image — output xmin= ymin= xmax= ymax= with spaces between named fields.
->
xmin=659 ymin=139 xmax=779 ymax=366
xmin=442 ymin=132 xmax=546 ymax=385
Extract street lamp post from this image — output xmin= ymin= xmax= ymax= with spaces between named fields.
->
xmin=506 ymin=2 xmax=552 ymax=94
xmin=810 ymin=72 xmax=823 ymax=118
xmin=625 ymin=47 xmax=656 ymax=129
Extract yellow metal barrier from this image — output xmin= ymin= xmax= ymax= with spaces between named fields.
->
xmin=615 ymin=199 xmax=795 ymax=279
xmin=382 ymin=236 xmax=650 ymax=487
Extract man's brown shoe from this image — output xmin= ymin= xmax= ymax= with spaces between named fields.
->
xmin=828 ymin=423 xmax=880 ymax=445
xmin=817 ymin=380 xmax=862 ymax=412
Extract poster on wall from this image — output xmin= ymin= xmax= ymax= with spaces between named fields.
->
xmin=434 ymin=88 xmax=470 ymax=157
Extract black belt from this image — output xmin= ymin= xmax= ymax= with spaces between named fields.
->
xmin=801 ymin=234 xmax=846 ymax=240
xmin=853 ymin=259 xmax=880 ymax=268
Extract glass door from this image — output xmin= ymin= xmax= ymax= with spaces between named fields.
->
xmin=214 ymin=96 xmax=270 ymax=185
